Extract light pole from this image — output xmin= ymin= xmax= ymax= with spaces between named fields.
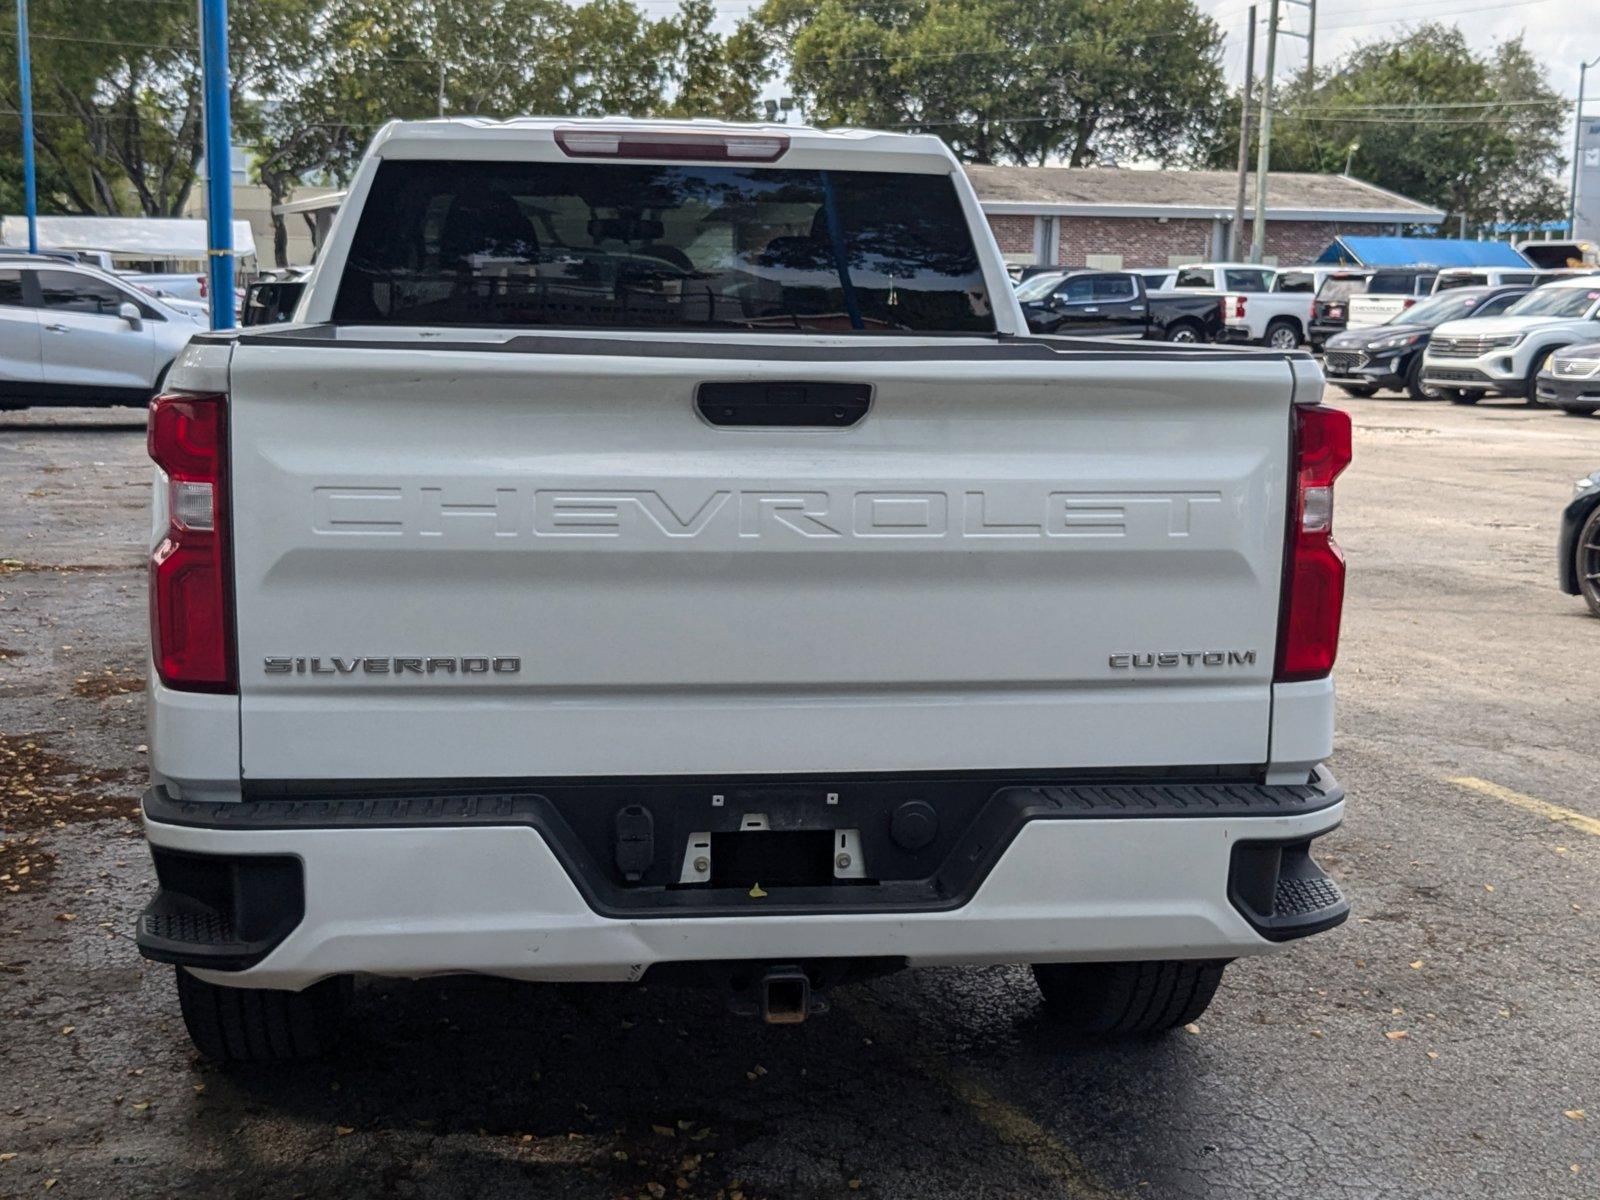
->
xmin=1342 ymin=140 xmax=1359 ymax=177
xmin=1249 ymin=0 xmax=1280 ymax=263
xmin=14 ymin=0 xmax=37 ymax=253
xmin=1571 ymin=55 xmax=1600 ymax=240
xmin=1228 ymin=6 xmax=1256 ymax=262
xmin=199 ymin=0 xmax=234 ymax=330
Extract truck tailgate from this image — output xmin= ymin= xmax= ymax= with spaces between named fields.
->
xmin=227 ymin=334 xmax=1294 ymax=780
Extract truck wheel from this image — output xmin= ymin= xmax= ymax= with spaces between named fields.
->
xmin=1264 ymin=319 xmax=1301 ymax=350
xmin=1578 ymin=507 xmax=1600 ymax=618
xmin=1031 ymin=959 xmax=1229 ymax=1037
xmin=1524 ymin=347 xmax=1557 ymax=405
xmin=175 ymin=968 xmax=351 ymax=1063
xmin=1404 ymin=354 xmax=1436 ymax=401
xmin=1164 ymin=322 xmax=1202 ymax=344
xmin=1337 ymin=385 xmax=1378 ymax=398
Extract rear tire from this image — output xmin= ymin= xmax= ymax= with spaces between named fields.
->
xmin=175 ymin=967 xmax=351 ymax=1063
xmin=1337 ymin=384 xmax=1378 ymax=398
xmin=1524 ymin=347 xmax=1557 ymax=405
xmin=1264 ymin=319 xmax=1301 ymax=350
xmin=1164 ymin=321 xmax=1202 ymax=344
xmin=1578 ymin=507 xmax=1600 ymax=618
xmin=1032 ymin=959 xmax=1229 ymax=1037
xmin=1559 ymin=405 xmax=1600 ymax=417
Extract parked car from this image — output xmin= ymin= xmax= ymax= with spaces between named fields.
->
xmin=0 ymin=246 xmax=84 ymax=266
xmin=1016 ymin=269 xmax=1224 ymax=341
xmin=123 ymin=271 xmax=205 ymax=303
xmin=1535 ymin=341 xmax=1600 ymax=416
xmin=0 ymin=254 xmax=203 ymax=408
xmin=1429 ymin=266 xmax=1545 ymax=293
xmin=136 ymin=116 xmax=1350 ymax=1063
xmin=1345 ymin=268 xmax=1440 ymax=330
xmin=1219 ymin=266 xmax=1346 ymax=349
xmin=1558 ymin=469 xmax=1600 ymax=616
xmin=1322 ymin=285 xmax=1529 ymax=400
xmin=1169 ymin=261 xmax=1276 ymax=293
xmin=1422 ymin=276 xmax=1600 ymax=404
xmin=1307 ymin=270 xmax=1374 ymax=349
xmin=241 ymin=267 xmax=311 ymax=326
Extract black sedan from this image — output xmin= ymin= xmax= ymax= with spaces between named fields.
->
xmin=1536 ymin=341 xmax=1600 ymax=416
xmin=1559 ymin=469 xmax=1600 ymax=617
xmin=1322 ymin=285 xmax=1527 ymax=401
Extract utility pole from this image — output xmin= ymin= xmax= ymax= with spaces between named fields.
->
xmin=1305 ymin=0 xmax=1316 ymax=83
xmin=14 ymin=0 xmax=36 ymax=253
xmin=1249 ymin=0 xmax=1279 ymax=264
xmin=437 ymin=60 xmax=446 ymax=118
xmin=1568 ymin=57 xmax=1593 ymax=241
xmin=199 ymin=0 xmax=234 ymax=330
xmin=1229 ymin=6 xmax=1257 ymax=262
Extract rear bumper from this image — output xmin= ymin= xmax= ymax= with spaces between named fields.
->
xmin=139 ymin=771 xmax=1348 ymax=990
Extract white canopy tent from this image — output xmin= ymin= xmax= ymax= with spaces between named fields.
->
xmin=0 ymin=215 xmax=256 ymax=265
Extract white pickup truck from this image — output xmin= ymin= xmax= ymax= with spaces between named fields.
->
xmin=1218 ymin=266 xmax=1343 ymax=349
xmin=137 ymin=117 xmax=1351 ymax=1062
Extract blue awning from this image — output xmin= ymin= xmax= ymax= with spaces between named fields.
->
xmin=1314 ymin=236 xmax=1530 ymax=268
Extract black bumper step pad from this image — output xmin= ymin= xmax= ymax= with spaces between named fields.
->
xmin=136 ymin=847 xmax=305 ymax=971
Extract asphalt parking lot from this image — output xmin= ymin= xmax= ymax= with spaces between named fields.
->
xmin=2 ymin=393 xmax=1598 ymax=1200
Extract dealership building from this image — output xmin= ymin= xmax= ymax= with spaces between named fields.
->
xmin=965 ymin=165 xmax=1444 ymax=270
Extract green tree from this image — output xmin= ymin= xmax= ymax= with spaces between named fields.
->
xmin=0 ymin=0 xmax=316 ymax=217
xmin=1228 ymin=25 xmax=1566 ymax=233
xmin=754 ymin=0 xmax=1226 ymax=165
xmin=663 ymin=0 xmax=769 ymax=119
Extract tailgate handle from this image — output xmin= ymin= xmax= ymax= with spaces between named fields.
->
xmin=697 ymin=381 xmax=871 ymax=428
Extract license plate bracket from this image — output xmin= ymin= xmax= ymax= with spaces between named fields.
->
xmin=709 ymin=829 xmax=835 ymax=888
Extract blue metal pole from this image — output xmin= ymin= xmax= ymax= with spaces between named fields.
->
xmin=199 ymin=0 xmax=234 ymax=330
xmin=16 ymin=0 xmax=37 ymax=253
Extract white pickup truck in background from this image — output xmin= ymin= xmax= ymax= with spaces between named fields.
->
xmin=1345 ymin=268 xmax=1439 ymax=329
xmin=1219 ymin=266 xmax=1344 ymax=349
xmin=138 ymin=117 xmax=1351 ymax=1063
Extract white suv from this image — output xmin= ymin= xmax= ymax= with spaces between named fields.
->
xmin=1422 ymin=275 xmax=1600 ymax=403
xmin=0 ymin=256 xmax=203 ymax=409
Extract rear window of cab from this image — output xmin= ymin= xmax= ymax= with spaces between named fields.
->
xmin=332 ymin=159 xmax=996 ymax=334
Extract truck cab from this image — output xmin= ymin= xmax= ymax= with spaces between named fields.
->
xmin=1018 ymin=269 xmax=1226 ymax=342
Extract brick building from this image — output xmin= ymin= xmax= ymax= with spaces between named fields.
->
xmin=965 ymin=165 xmax=1443 ymax=270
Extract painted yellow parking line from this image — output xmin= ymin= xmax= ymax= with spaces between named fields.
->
xmin=1447 ymin=776 xmax=1600 ymax=838
xmin=841 ymin=996 xmax=1122 ymax=1198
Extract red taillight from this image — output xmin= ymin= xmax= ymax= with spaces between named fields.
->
xmin=1234 ymin=295 xmax=1248 ymax=320
xmin=1275 ymin=403 xmax=1352 ymax=682
xmin=148 ymin=392 xmax=234 ymax=692
xmin=1403 ymin=297 xmax=1417 ymax=309
xmin=554 ymin=127 xmax=789 ymax=162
